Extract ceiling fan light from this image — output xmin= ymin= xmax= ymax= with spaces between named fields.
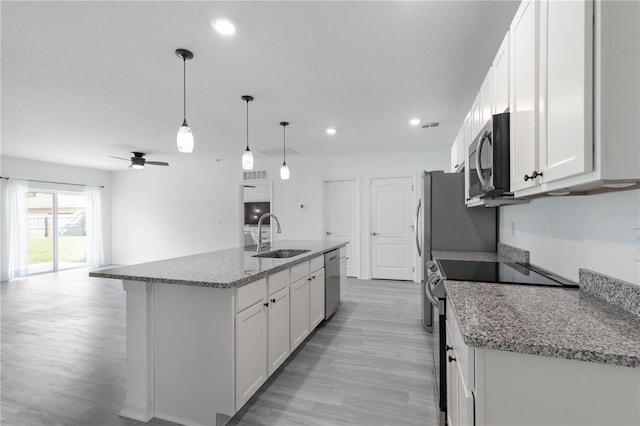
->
xmin=242 ymin=149 xmax=254 ymax=170
xmin=131 ymin=164 xmax=144 ymax=170
xmin=177 ymin=123 xmax=194 ymax=153
xmin=280 ymin=163 xmax=290 ymax=180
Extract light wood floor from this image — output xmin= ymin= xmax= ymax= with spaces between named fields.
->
xmin=1 ymin=268 xmax=438 ymax=426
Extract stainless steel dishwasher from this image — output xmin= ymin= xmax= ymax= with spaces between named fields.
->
xmin=324 ymin=249 xmax=340 ymax=319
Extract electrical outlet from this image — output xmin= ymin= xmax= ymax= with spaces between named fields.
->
xmin=511 ymin=221 xmax=516 ymax=237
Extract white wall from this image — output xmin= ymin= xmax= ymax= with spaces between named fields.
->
xmin=0 ymin=156 xmax=113 ymax=280
xmin=111 ymin=146 xmax=450 ymax=278
xmin=499 ymin=189 xmax=640 ymax=286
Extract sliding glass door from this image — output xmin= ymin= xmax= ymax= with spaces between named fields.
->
xmin=26 ymin=191 xmax=88 ymax=274
xmin=26 ymin=192 xmax=55 ymax=274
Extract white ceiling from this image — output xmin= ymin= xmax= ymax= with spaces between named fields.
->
xmin=1 ymin=1 xmax=519 ymax=171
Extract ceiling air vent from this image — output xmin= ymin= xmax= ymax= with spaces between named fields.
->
xmin=257 ymin=147 xmax=298 ymax=157
xmin=421 ymin=122 xmax=440 ymax=128
xmin=243 ymin=170 xmax=268 ymax=181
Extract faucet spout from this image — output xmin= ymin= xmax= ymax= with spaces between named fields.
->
xmin=257 ymin=213 xmax=282 ymax=251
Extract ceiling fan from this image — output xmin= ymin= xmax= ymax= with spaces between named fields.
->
xmin=109 ymin=152 xmax=169 ymax=169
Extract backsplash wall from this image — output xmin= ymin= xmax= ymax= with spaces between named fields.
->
xmin=499 ymin=189 xmax=640 ymax=286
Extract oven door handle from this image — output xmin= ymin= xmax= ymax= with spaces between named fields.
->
xmin=425 ymin=276 xmax=440 ymax=306
xmin=475 ymin=130 xmax=490 ymax=187
xmin=415 ymin=198 xmax=422 ymax=257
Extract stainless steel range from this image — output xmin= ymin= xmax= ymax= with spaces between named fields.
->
xmin=425 ymin=258 xmax=578 ymax=426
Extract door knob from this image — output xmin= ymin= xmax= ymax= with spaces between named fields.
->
xmin=326 ymin=231 xmax=333 ymax=235
xmin=372 ymin=232 xmax=379 ymax=236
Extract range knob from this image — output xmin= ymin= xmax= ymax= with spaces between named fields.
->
xmin=426 ymin=261 xmax=438 ymax=272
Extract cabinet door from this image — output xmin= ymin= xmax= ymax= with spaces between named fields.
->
xmin=463 ymin=111 xmax=472 ymax=148
xmin=235 ymin=301 xmax=267 ymax=408
xmin=493 ymin=32 xmax=509 ymax=115
xmin=267 ymin=287 xmax=290 ymax=376
xmin=480 ymin=69 xmax=493 ymax=128
xmin=309 ymin=268 xmax=325 ymax=330
xmin=539 ymin=0 xmax=593 ymax=183
xmin=446 ymin=324 xmax=458 ymax=426
xmin=289 ymin=277 xmax=310 ymax=352
xmin=510 ymin=0 xmax=540 ymax=191
xmin=471 ymin=93 xmax=482 ymax=140
xmin=450 ymin=137 xmax=460 ymax=172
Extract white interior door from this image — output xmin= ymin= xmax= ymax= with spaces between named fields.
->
xmin=370 ymin=177 xmax=414 ymax=281
xmin=323 ymin=179 xmax=359 ymax=277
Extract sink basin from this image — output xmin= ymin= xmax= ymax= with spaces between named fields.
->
xmin=253 ymin=249 xmax=311 ymax=259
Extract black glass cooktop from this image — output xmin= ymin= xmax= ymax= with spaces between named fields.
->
xmin=436 ymin=259 xmax=578 ymax=288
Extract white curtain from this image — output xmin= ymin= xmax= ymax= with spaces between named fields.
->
xmin=4 ymin=180 xmax=29 ymax=278
xmin=85 ymin=187 xmax=104 ymax=267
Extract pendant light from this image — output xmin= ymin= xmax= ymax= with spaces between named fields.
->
xmin=175 ymin=49 xmax=194 ymax=153
xmin=279 ymin=121 xmax=290 ymax=180
xmin=241 ymin=95 xmax=254 ymax=170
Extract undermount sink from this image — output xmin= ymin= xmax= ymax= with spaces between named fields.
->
xmin=253 ymin=249 xmax=310 ymax=259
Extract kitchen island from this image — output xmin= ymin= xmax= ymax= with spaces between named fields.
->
xmin=90 ymin=240 xmax=347 ymax=426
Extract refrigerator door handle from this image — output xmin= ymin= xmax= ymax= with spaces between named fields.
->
xmin=415 ymin=198 xmax=422 ymax=257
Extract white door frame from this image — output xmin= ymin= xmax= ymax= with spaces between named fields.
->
xmin=321 ymin=177 xmax=361 ymax=279
xmin=368 ymin=175 xmax=417 ymax=282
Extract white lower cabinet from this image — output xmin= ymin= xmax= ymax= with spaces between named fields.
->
xmin=235 ymin=299 xmax=267 ymax=409
xmin=446 ymin=298 xmax=640 ymax=426
xmin=267 ymin=286 xmax=289 ymax=376
xmin=339 ymin=255 xmax=347 ymax=297
xmin=309 ymin=268 xmax=325 ymax=329
xmin=289 ymin=276 xmax=310 ymax=352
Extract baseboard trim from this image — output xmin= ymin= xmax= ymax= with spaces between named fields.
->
xmin=119 ymin=400 xmax=153 ymax=422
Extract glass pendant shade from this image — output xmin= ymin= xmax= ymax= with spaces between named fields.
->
xmin=177 ymin=121 xmax=194 ymax=153
xmin=280 ymin=162 xmax=290 ymax=180
xmin=242 ymin=148 xmax=254 ymax=170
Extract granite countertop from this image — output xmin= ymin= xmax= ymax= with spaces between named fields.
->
xmin=444 ymin=281 xmax=640 ymax=368
xmin=89 ymin=240 xmax=347 ymax=289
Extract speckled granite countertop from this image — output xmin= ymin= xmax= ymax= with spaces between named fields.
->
xmin=90 ymin=240 xmax=347 ymax=288
xmin=444 ymin=280 xmax=640 ymax=368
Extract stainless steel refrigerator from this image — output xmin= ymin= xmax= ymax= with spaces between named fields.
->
xmin=418 ymin=171 xmax=496 ymax=331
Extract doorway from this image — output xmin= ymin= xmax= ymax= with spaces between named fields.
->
xmin=322 ymin=179 xmax=360 ymax=278
xmin=239 ymin=181 xmax=273 ymax=247
xmin=370 ymin=176 xmax=415 ymax=280
xmin=26 ymin=191 xmax=88 ymax=274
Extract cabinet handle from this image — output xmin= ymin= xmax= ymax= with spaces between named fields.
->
xmin=263 ymin=302 xmax=269 ymax=307
xmin=326 ymin=231 xmax=333 ymax=235
xmin=446 ymin=345 xmax=453 ymax=352
xmin=372 ymin=232 xmax=379 ymax=236
xmin=448 ymin=355 xmax=457 ymax=363
xmin=524 ymin=171 xmax=543 ymax=181
xmin=271 ymin=298 xmax=276 ymax=304
xmin=307 ymin=277 xmax=312 ymax=282
xmin=311 ymin=275 xmax=316 ymax=279
xmin=454 ymin=164 xmax=459 ymax=169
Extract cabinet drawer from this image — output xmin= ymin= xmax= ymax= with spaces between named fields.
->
xmin=310 ymin=255 xmax=324 ymax=273
xmin=290 ymin=262 xmax=309 ymax=283
xmin=268 ymin=268 xmax=289 ymax=296
xmin=236 ymin=278 xmax=266 ymax=312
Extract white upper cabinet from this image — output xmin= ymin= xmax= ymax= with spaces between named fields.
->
xmin=471 ymin=92 xmax=482 ymax=141
xmin=479 ymin=68 xmax=493 ymax=129
xmin=508 ymin=0 xmax=639 ymax=196
xmin=539 ymin=0 xmax=593 ymax=183
xmin=450 ymin=136 xmax=459 ymax=173
xmin=510 ymin=0 xmax=540 ymax=192
xmin=492 ymin=32 xmax=510 ymax=115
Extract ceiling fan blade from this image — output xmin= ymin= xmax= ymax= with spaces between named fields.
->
xmin=146 ymin=161 xmax=169 ymax=166
xmin=109 ymin=156 xmax=130 ymax=161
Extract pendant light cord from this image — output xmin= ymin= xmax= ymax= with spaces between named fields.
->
xmin=183 ymin=58 xmax=187 ymax=122
xmin=283 ymin=125 xmax=286 ymax=164
xmin=246 ymin=100 xmax=250 ymax=150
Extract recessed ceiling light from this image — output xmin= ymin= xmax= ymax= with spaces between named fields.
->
xmin=212 ymin=19 xmax=236 ymax=36
xmin=409 ymin=118 xmax=421 ymax=126
xmin=326 ymin=128 xmax=336 ymax=135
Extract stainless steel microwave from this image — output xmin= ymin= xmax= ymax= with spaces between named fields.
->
xmin=468 ymin=112 xmax=510 ymax=199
